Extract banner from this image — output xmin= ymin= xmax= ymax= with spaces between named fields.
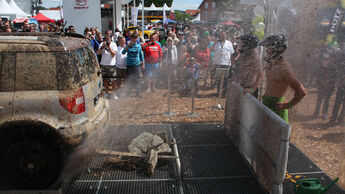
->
xmin=163 ymin=6 xmax=166 ymax=24
xmin=63 ymin=0 xmax=101 ymax=34
xmin=326 ymin=0 xmax=345 ymax=42
xmin=131 ymin=7 xmax=138 ymax=26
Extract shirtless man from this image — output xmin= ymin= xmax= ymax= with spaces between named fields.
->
xmin=260 ymin=35 xmax=307 ymax=123
xmin=233 ymin=34 xmax=263 ymax=97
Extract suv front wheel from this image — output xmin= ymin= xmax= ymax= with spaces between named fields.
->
xmin=1 ymin=139 xmax=62 ymax=189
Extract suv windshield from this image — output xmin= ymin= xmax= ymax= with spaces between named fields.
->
xmin=57 ymin=45 xmax=99 ymax=90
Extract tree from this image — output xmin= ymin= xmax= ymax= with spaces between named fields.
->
xmin=174 ymin=11 xmax=192 ymax=21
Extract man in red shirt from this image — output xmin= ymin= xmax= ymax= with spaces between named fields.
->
xmin=142 ymin=34 xmax=163 ymax=93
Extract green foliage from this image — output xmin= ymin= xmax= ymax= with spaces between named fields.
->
xmin=175 ymin=11 xmax=192 ymax=21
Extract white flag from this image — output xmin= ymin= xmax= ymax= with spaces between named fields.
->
xmin=131 ymin=7 xmax=138 ymax=26
xmin=59 ymin=5 xmax=63 ymax=19
xmin=163 ymin=6 xmax=166 ymax=24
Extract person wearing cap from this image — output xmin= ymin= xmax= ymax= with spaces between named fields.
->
xmin=232 ymin=34 xmax=263 ymax=97
xmin=260 ymin=35 xmax=306 ymax=124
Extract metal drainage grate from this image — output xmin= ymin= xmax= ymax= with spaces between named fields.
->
xmin=172 ymin=123 xmax=231 ymax=145
xmin=183 ymin=177 xmax=267 ymax=194
xmin=66 ymin=181 xmax=99 ymax=194
xmin=97 ymin=180 xmax=181 ymax=194
xmin=286 ymin=143 xmax=322 ymax=173
xmin=179 ymin=145 xmax=253 ymax=178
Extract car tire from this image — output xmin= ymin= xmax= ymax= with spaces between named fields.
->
xmin=0 ymin=139 xmax=62 ymax=189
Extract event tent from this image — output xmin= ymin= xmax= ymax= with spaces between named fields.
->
xmin=0 ymin=0 xmax=16 ymax=19
xmin=166 ymin=18 xmax=176 ymax=23
xmin=32 ymin=13 xmax=55 ymax=23
xmin=8 ymin=0 xmax=30 ymax=18
xmin=40 ymin=10 xmax=62 ymax=21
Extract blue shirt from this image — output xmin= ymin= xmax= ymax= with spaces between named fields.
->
xmin=91 ymin=39 xmax=100 ymax=54
xmin=122 ymin=43 xmax=144 ymax=66
xmin=156 ymin=41 xmax=161 ymax=47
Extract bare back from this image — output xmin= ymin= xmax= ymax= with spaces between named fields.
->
xmin=235 ymin=49 xmax=263 ymax=88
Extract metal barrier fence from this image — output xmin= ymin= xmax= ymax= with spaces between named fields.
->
xmin=224 ymin=81 xmax=291 ymax=194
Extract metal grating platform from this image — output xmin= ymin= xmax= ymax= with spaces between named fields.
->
xmin=179 ymin=146 xmax=253 ymax=178
xmin=283 ymin=143 xmax=345 ymax=194
xmin=63 ymin=123 xmax=267 ymax=194
xmin=286 ymin=144 xmax=322 ymax=173
xmin=2 ymin=123 xmax=344 ymax=193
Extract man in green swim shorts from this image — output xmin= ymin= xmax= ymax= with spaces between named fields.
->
xmin=260 ymin=35 xmax=307 ymax=123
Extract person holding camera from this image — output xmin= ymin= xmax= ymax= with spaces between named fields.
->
xmin=97 ymin=29 xmax=117 ymax=98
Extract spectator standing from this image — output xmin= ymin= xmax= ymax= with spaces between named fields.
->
xmin=114 ymin=36 xmax=127 ymax=99
xmin=68 ymin=25 xmax=75 ymax=33
xmin=330 ymin=49 xmax=345 ymax=125
xmin=313 ymin=52 xmax=336 ymax=119
xmin=85 ymin=29 xmax=100 ymax=54
xmin=180 ymin=57 xmax=200 ymax=96
xmin=122 ymin=32 xmax=144 ymax=97
xmin=142 ymin=34 xmax=163 ymax=93
xmin=211 ymin=31 xmax=235 ymax=93
xmin=95 ymin=30 xmax=103 ymax=63
xmin=97 ymin=30 xmax=117 ymax=98
xmin=161 ymin=37 xmax=178 ymax=88
xmin=195 ymin=39 xmax=210 ymax=87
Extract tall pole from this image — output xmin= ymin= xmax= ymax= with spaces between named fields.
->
xmin=127 ymin=3 xmax=129 ymax=28
xmin=113 ymin=0 xmax=116 ymax=33
xmin=142 ymin=0 xmax=144 ymax=37
xmin=133 ymin=0 xmax=136 ymax=26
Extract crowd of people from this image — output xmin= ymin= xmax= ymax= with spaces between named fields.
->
xmin=2 ymin=17 xmax=344 ymax=125
xmin=310 ymin=41 xmax=345 ymax=125
xmin=87 ymin=23 xmax=244 ymax=100
xmin=0 ymin=18 xmax=64 ymax=33
xmin=83 ymin=22 xmax=309 ymax=125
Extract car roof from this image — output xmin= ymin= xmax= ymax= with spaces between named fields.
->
xmin=0 ymin=32 xmax=90 ymax=52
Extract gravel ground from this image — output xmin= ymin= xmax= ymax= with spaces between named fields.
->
xmin=107 ymin=84 xmax=344 ymax=184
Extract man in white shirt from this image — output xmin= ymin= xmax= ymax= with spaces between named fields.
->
xmin=114 ymin=36 xmax=127 ymax=99
xmin=211 ymin=31 xmax=235 ymax=93
xmin=97 ymin=29 xmax=117 ymax=98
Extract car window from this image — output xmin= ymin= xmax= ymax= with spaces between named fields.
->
xmin=0 ymin=54 xmax=15 ymax=92
xmin=15 ymin=52 xmax=57 ymax=91
xmin=57 ymin=46 xmax=98 ymax=90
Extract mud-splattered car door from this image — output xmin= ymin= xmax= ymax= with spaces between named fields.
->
xmin=0 ymin=53 xmax=15 ymax=123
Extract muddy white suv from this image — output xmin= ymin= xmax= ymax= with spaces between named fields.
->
xmin=0 ymin=33 xmax=110 ymax=189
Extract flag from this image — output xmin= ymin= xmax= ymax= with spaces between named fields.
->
xmin=59 ymin=4 xmax=63 ymax=19
xmin=163 ymin=6 xmax=167 ymax=24
xmin=131 ymin=7 xmax=138 ymax=26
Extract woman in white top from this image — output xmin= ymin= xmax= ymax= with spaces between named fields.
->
xmin=160 ymin=37 xmax=178 ymax=88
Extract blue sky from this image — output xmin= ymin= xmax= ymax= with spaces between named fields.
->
xmin=42 ymin=0 xmax=202 ymax=11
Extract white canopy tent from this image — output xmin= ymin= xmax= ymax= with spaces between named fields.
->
xmin=8 ymin=0 xmax=30 ymax=18
xmin=137 ymin=2 xmax=173 ymax=11
xmin=191 ymin=13 xmax=201 ymax=23
xmin=0 ymin=0 xmax=16 ymax=19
